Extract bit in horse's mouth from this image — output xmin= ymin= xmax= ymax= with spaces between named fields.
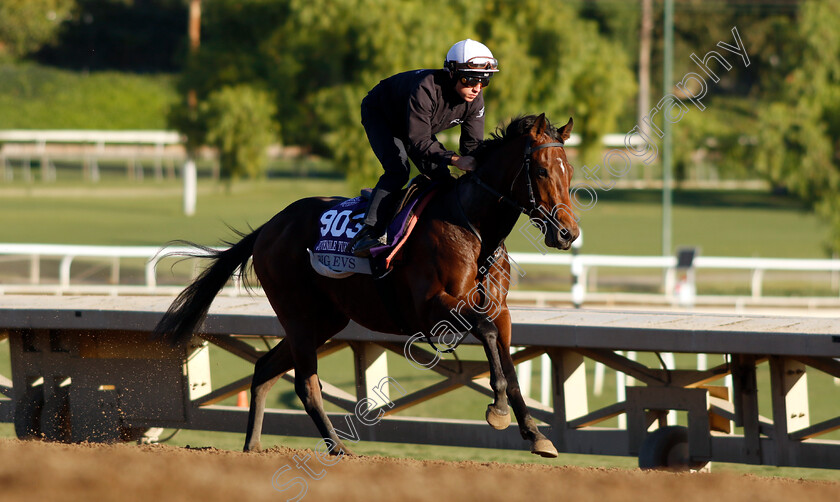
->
xmin=550 ymin=224 xmax=580 ymax=250
xmin=545 ymin=232 xmax=571 ymax=251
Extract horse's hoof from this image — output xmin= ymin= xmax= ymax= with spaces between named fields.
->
xmin=331 ymin=444 xmax=357 ymax=457
xmin=485 ymin=405 xmax=511 ymax=430
xmin=531 ymin=438 xmax=558 ymax=458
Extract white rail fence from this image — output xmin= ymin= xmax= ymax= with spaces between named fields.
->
xmin=0 ymin=243 xmax=206 ymax=296
xmin=1 ymin=243 xmax=840 ymax=303
xmin=0 ymin=130 xmax=185 ymax=183
xmin=509 ymin=253 xmax=840 ymax=308
xmin=3 ymin=244 xmax=839 ymax=419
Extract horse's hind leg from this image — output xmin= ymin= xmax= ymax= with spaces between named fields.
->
xmin=244 ymin=339 xmax=293 ymax=452
xmin=287 ymin=324 xmax=355 ymax=456
xmin=244 ymin=317 xmax=348 ymax=452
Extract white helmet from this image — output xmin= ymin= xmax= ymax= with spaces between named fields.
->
xmin=444 ymin=39 xmax=499 ymax=74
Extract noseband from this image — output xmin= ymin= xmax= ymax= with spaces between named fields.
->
xmin=469 ymin=138 xmax=566 ymax=218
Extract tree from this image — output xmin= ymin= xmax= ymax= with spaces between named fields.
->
xmin=201 ymin=84 xmax=278 ymax=181
xmin=475 ymin=0 xmax=636 ymax=167
xmin=0 ymin=0 xmax=75 ymax=60
xmin=171 ymin=0 xmax=636 ymax=186
xmin=754 ymin=0 xmax=840 ymax=252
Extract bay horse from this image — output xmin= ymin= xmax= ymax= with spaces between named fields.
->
xmin=154 ymin=113 xmax=580 ymax=458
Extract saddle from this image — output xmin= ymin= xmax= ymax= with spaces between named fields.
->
xmin=309 ymin=175 xmax=440 ymax=278
xmin=361 ymin=174 xmax=435 ymax=214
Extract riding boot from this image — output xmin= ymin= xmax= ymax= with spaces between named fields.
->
xmin=350 ymin=188 xmax=392 ymax=257
xmin=349 ymin=225 xmax=387 ymax=257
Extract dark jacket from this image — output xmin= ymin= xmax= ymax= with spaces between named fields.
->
xmin=362 ymin=69 xmax=485 ymax=173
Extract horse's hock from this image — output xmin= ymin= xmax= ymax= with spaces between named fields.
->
xmin=8 ymin=326 xmax=210 ymax=443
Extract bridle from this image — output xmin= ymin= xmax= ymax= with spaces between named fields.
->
xmin=430 ymin=137 xmax=567 ymax=355
xmin=468 ymin=138 xmax=566 ymax=218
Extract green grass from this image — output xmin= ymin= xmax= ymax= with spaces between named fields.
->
xmin=0 ymin=179 xmax=831 ymax=257
xmin=505 ymin=189 xmax=831 ymax=258
xmin=0 ymin=178 xmax=351 ymax=246
xmin=0 ymin=63 xmax=178 ymax=129
xmin=2 ymin=178 xmax=831 ymax=295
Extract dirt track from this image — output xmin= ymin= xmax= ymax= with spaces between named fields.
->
xmin=1 ymin=439 xmax=838 ymax=502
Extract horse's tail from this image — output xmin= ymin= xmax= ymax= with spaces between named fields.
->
xmin=153 ymin=225 xmax=263 ymax=346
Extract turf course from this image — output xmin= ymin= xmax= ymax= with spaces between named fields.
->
xmin=0 ymin=178 xmax=830 ymax=257
xmin=1 ymin=177 xmax=832 ymax=296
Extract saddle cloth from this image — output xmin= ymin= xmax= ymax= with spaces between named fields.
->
xmin=309 ymin=181 xmax=439 ymax=277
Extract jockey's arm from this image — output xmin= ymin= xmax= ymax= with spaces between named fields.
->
xmin=406 ymin=86 xmax=456 ymax=172
xmin=453 ymin=94 xmax=484 ymax=173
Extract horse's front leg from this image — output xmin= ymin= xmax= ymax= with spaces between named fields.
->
xmin=423 ymin=293 xmax=510 ymax=429
xmin=494 ymin=309 xmax=558 ymax=458
xmin=473 ymin=315 xmax=512 ymax=430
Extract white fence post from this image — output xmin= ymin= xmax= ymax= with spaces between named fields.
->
xmin=540 ymin=353 xmax=551 ymax=405
xmin=29 ymin=255 xmax=40 ymax=285
xmin=593 ymin=362 xmax=605 ymax=397
xmin=59 ymin=256 xmax=74 ymax=290
xmin=513 ymin=346 xmax=532 ymax=399
xmin=570 ymin=229 xmax=585 ymax=308
xmin=183 ymin=159 xmax=197 ymax=217
xmin=751 ymin=268 xmax=765 ymax=300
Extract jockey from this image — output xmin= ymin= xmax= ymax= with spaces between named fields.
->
xmin=350 ymin=39 xmax=499 ymax=257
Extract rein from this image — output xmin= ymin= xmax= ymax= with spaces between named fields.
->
xmin=469 ymin=139 xmax=566 ymax=218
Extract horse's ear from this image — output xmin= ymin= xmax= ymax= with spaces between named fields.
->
xmin=530 ymin=113 xmax=548 ymax=136
xmin=558 ymin=117 xmax=574 ymax=142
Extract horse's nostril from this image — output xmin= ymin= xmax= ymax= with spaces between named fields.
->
xmin=560 ymin=228 xmax=570 ymax=240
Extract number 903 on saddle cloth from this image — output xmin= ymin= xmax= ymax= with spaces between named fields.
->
xmin=308 ymin=183 xmax=439 ymax=277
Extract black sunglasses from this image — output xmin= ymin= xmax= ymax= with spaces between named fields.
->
xmin=459 ymin=75 xmax=490 ymax=88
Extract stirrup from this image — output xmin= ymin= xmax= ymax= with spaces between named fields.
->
xmin=350 ymin=229 xmax=387 ymax=257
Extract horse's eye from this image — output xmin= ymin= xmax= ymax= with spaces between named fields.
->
xmin=537 ymin=167 xmax=549 ymax=178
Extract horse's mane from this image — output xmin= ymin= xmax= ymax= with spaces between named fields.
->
xmin=472 ymin=115 xmax=562 ymax=165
